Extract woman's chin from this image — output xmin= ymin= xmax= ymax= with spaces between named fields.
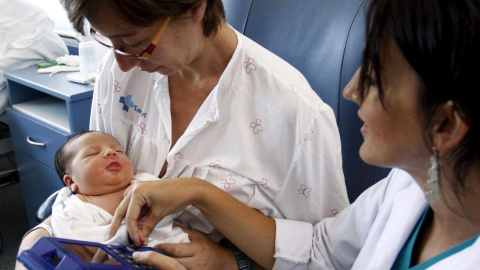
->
xmin=150 ymin=65 xmax=178 ymax=76
xmin=359 ymin=144 xmax=380 ymax=167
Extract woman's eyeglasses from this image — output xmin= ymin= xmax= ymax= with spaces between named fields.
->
xmin=90 ymin=16 xmax=171 ymax=60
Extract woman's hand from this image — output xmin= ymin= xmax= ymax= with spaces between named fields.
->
xmin=132 ymin=250 xmax=186 ymax=270
xmin=108 ymin=178 xmax=206 ymax=246
xmin=108 ymin=176 xmax=276 ymax=269
xmin=155 ymin=226 xmax=238 ymax=270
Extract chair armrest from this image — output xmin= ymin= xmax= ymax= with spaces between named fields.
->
xmin=35 ymin=190 xmax=60 ymax=223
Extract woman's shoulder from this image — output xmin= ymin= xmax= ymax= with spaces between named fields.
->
xmin=222 ymin=33 xmax=324 ymax=116
xmin=237 ymin=33 xmax=308 ymax=84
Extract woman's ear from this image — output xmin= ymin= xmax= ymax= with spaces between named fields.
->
xmin=63 ymin=174 xmax=78 ymax=192
xmin=432 ymin=100 xmax=470 ymax=156
xmin=190 ymin=0 xmax=207 ymax=22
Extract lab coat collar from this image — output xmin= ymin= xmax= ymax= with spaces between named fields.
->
xmin=371 ymin=180 xmax=427 ymax=269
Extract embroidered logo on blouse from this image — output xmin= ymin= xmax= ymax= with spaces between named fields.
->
xmin=113 ymin=80 xmax=121 ymax=93
xmin=257 ymin=178 xmax=269 ymax=189
xmin=209 ymin=160 xmax=222 ymax=169
xmin=290 ymin=84 xmax=298 ymax=94
xmin=119 ymin=95 xmax=147 ymax=118
xmin=250 ymin=119 xmax=264 ymax=134
xmin=221 ymin=174 xmax=236 ymax=189
xmin=243 ymin=58 xmax=257 ymax=74
xmin=304 ymin=129 xmax=314 ymax=141
xmin=137 ymin=123 xmax=147 ymax=135
xmin=329 ymin=209 xmax=339 ymax=217
xmin=295 ymin=129 xmax=315 ymax=151
xmin=298 ymin=185 xmax=312 ymax=198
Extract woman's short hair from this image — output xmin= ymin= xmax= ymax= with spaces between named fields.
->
xmin=361 ymin=0 xmax=480 ymax=203
xmin=61 ymin=0 xmax=225 ymax=36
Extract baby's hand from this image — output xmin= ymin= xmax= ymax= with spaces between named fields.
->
xmin=136 ymin=221 xmax=148 ymax=246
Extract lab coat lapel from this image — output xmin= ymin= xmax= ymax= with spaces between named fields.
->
xmin=429 ymin=237 xmax=480 ymax=269
xmin=370 ymin=183 xmax=427 ymax=269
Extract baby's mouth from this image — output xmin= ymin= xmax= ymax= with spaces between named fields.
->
xmin=107 ymin=161 xmax=122 ymax=171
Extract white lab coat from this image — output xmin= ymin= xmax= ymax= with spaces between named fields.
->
xmin=0 ymin=0 xmax=68 ymax=115
xmin=273 ymin=169 xmax=480 ymax=269
xmin=91 ymin=28 xmax=349 ymax=240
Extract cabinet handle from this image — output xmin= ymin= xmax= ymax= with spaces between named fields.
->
xmin=26 ymin=136 xmax=46 ymax=147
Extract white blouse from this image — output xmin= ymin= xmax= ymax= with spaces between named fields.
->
xmin=91 ymin=28 xmax=349 ymax=240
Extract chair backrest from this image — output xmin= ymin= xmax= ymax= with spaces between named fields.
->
xmin=222 ymin=0 xmax=390 ymax=202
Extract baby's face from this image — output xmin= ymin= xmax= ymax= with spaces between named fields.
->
xmin=64 ymin=132 xmax=133 ymax=196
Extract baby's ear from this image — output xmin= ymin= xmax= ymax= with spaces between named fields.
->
xmin=63 ymin=174 xmax=77 ymax=192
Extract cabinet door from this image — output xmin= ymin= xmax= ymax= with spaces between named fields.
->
xmin=15 ymin=150 xmax=65 ymax=228
xmin=7 ymin=108 xmax=69 ymax=169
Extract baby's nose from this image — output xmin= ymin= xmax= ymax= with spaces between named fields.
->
xmin=104 ymin=148 xmax=118 ymax=157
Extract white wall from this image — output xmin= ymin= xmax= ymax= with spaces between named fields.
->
xmin=22 ymin=0 xmax=77 ymax=33
xmin=21 ymin=0 xmax=108 ymax=59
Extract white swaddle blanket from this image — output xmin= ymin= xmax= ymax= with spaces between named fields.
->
xmin=51 ymin=173 xmax=190 ymax=246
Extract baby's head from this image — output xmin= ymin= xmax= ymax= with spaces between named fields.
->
xmin=54 ymin=131 xmax=133 ymax=195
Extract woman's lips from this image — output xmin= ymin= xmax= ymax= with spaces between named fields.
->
xmin=361 ymin=123 xmax=368 ymax=133
xmin=106 ymin=161 xmax=122 ymax=171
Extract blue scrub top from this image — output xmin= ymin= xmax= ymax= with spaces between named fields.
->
xmin=392 ymin=207 xmax=479 ymax=270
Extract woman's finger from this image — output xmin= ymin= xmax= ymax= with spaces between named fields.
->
xmin=155 ymin=243 xmax=197 ymax=258
xmin=124 ymin=191 xmax=148 ymax=246
xmin=107 ymin=193 xmax=131 ymax=240
xmin=132 ymin=251 xmax=186 ymax=270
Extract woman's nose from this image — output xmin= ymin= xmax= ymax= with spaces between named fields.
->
xmin=114 ymin=53 xmax=142 ymax=72
xmin=343 ymin=68 xmax=361 ymax=104
xmin=103 ymin=148 xmax=117 ymax=157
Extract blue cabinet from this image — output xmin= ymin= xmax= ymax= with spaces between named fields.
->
xmin=5 ymin=66 xmax=93 ymax=228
